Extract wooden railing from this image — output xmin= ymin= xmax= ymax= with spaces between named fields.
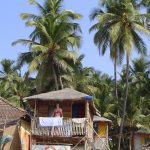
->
xmin=31 ymin=117 xmax=86 ymax=137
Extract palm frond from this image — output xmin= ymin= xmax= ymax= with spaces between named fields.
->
xmin=12 ymin=39 xmax=39 ymax=47
xmin=90 ymin=8 xmax=103 ymax=21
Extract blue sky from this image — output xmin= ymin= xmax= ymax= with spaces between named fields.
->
xmin=0 ymin=0 xmax=149 ymax=77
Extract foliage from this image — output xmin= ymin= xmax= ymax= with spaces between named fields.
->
xmin=0 ymin=59 xmax=35 ymax=107
xmin=90 ymin=0 xmax=150 ymax=149
xmin=0 ymin=0 xmax=150 ymax=150
xmin=12 ymin=0 xmax=82 ymax=92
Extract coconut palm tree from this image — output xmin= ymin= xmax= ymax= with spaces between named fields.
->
xmin=0 ymin=59 xmax=19 ymax=94
xmin=0 ymin=59 xmax=35 ymax=107
xmin=90 ymin=0 xmax=150 ymax=149
xmin=119 ymin=57 xmax=150 ymax=150
xmin=12 ymin=0 xmax=82 ymax=92
xmin=61 ymin=54 xmax=99 ymax=95
xmin=90 ymin=0 xmax=125 ymax=100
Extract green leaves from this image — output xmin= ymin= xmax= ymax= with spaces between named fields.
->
xmin=12 ymin=0 xmax=82 ymax=92
xmin=28 ymin=0 xmax=36 ymax=5
xmin=0 ymin=59 xmax=35 ymax=107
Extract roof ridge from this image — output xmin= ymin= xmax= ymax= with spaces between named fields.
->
xmin=24 ymin=88 xmax=90 ymax=101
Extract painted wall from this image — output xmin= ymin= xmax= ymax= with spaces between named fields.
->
xmin=98 ymin=122 xmax=107 ymax=137
xmin=3 ymin=125 xmax=21 ymax=150
xmin=19 ymin=120 xmax=31 ymax=150
xmin=94 ymin=122 xmax=109 ymax=150
xmin=134 ymin=134 xmax=150 ymax=150
xmin=32 ymin=145 xmax=71 ymax=150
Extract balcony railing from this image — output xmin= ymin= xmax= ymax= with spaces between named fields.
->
xmin=31 ymin=117 xmax=86 ymax=137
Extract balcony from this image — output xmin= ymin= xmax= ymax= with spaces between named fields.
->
xmin=31 ymin=117 xmax=86 ymax=137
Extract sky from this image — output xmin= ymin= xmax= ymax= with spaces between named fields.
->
xmin=0 ymin=0 xmax=149 ymax=77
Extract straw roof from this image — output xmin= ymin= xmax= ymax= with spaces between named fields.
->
xmin=0 ymin=97 xmax=25 ymax=126
xmin=24 ymin=88 xmax=91 ymax=101
xmin=93 ymin=115 xmax=112 ymax=123
xmin=135 ymin=128 xmax=150 ymax=135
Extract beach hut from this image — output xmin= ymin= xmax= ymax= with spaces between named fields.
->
xmin=24 ymin=88 xmax=101 ymax=150
xmin=133 ymin=129 xmax=150 ymax=150
xmin=0 ymin=97 xmax=25 ymax=150
xmin=93 ymin=115 xmax=112 ymax=150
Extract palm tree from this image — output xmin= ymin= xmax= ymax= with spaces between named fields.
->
xmin=0 ymin=59 xmax=19 ymax=94
xmin=0 ymin=59 xmax=34 ymax=107
xmin=12 ymin=0 xmax=82 ymax=92
xmin=61 ymin=54 xmax=99 ymax=95
xmin=89 ymin=0 xmax=124 ymax=100
xmin=119 ymin=57 xmax=150 ymax=149
xmin=90 ymin=0 xmax=150 ymax=149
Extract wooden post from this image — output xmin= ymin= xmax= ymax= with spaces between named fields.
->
xmin=84 ymin=139 xmax=87 ymax=150
xmin=85 ymin=100 xmax=90 ymax=150
xmin=71 ymin=102 xmax=73 ymax=118
xmin=34 ymin=100 xmax=37 ymax=117
xmin=30 ymin=134 xmax=32 ymax=150
xmin=106 ymin=123 xmax=108 ymax=145
xmin=85 ymin=100 xmax=89 ymax=118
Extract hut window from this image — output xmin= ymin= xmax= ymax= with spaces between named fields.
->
xmin=145 ymin=138 xmax=150 ymax=144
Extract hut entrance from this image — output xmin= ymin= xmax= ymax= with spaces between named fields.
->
xmin=48 ymin=104 xmax=54 ymax=117
xmin=72 ymin=103 xmax=85 ymax=118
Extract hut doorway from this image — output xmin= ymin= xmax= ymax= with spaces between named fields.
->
xmin=72 ymin=103 xmax=85 ymax=118
xmin=48 ymin=105 xmax=54 ymax=117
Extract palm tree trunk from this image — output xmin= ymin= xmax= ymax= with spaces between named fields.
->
xmin=58 ymin=67 xmax=64 ymax=89
xmin=52 ymin=64 xmax=59 ymax=90
xmin=114 ymin=51 xmax=118 ymax=99
xmin=118 ymin=55 xmax=129 ymax=150
xmin=129 ymin=125 xmax=134 ymax=150
xmin=59 ymin=76 xmax=64 ymax=89
xmin=129 ymin=130 xmax=132 ymax=150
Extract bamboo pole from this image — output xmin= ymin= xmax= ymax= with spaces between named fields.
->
xmin=84 ymin=139 xmax=87 ymax=150
xmin=86 ymin=120 xmax=110 ymax=150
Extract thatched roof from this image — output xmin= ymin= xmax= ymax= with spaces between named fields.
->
xmin=0 ymin=97 xmax=25 ymax=127
xmin=24 ymin=88 xmax=92 ymax=101
xmin=135 ymin=128 xmax=150 ymax=135
xmin=93 ymin=115 xmax=112 ymax=124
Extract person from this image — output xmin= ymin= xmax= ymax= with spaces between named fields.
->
xmin=51 ymin=103 xmax=63 ymax=136
xmin=53 ymin=103 xmax=63 ymax=117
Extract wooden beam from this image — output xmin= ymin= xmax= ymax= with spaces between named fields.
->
xmin=34 ymin=99 xmax=37 ymax=117
xmin=84 ymin=139 xmax=87 ymax=150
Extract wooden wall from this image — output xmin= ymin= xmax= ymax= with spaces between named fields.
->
xmin=37 ymin=100 xmax=72 ymax=118
xmin=37 ymin=101 xmax=49 ymax=116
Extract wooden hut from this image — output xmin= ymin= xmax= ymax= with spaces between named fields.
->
xmin=133 ymin=129 xmax=150 ymax=150
xmin=24 ymin=88 xmax=99 ymax=150
xmin=93 ymin=115 xmax=112 ymax=150
xmin=0 ymin=97 xmax=25 ymax=150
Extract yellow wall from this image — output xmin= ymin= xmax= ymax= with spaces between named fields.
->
xmin=20 ymin=120 xmax=31 ymax=150
xmin=98 ymin=122 xmax=107 ymax=137
xmin=20 ymin=119 xmax=30 ymax=132
xmin=141 ymin=134 xmax=150 ymax=145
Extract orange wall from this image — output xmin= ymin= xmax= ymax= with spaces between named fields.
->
xmin=98 ymin=122 xmax=107 ymax=137
xmin=141 ymin=134 xmax=150 ymax=145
